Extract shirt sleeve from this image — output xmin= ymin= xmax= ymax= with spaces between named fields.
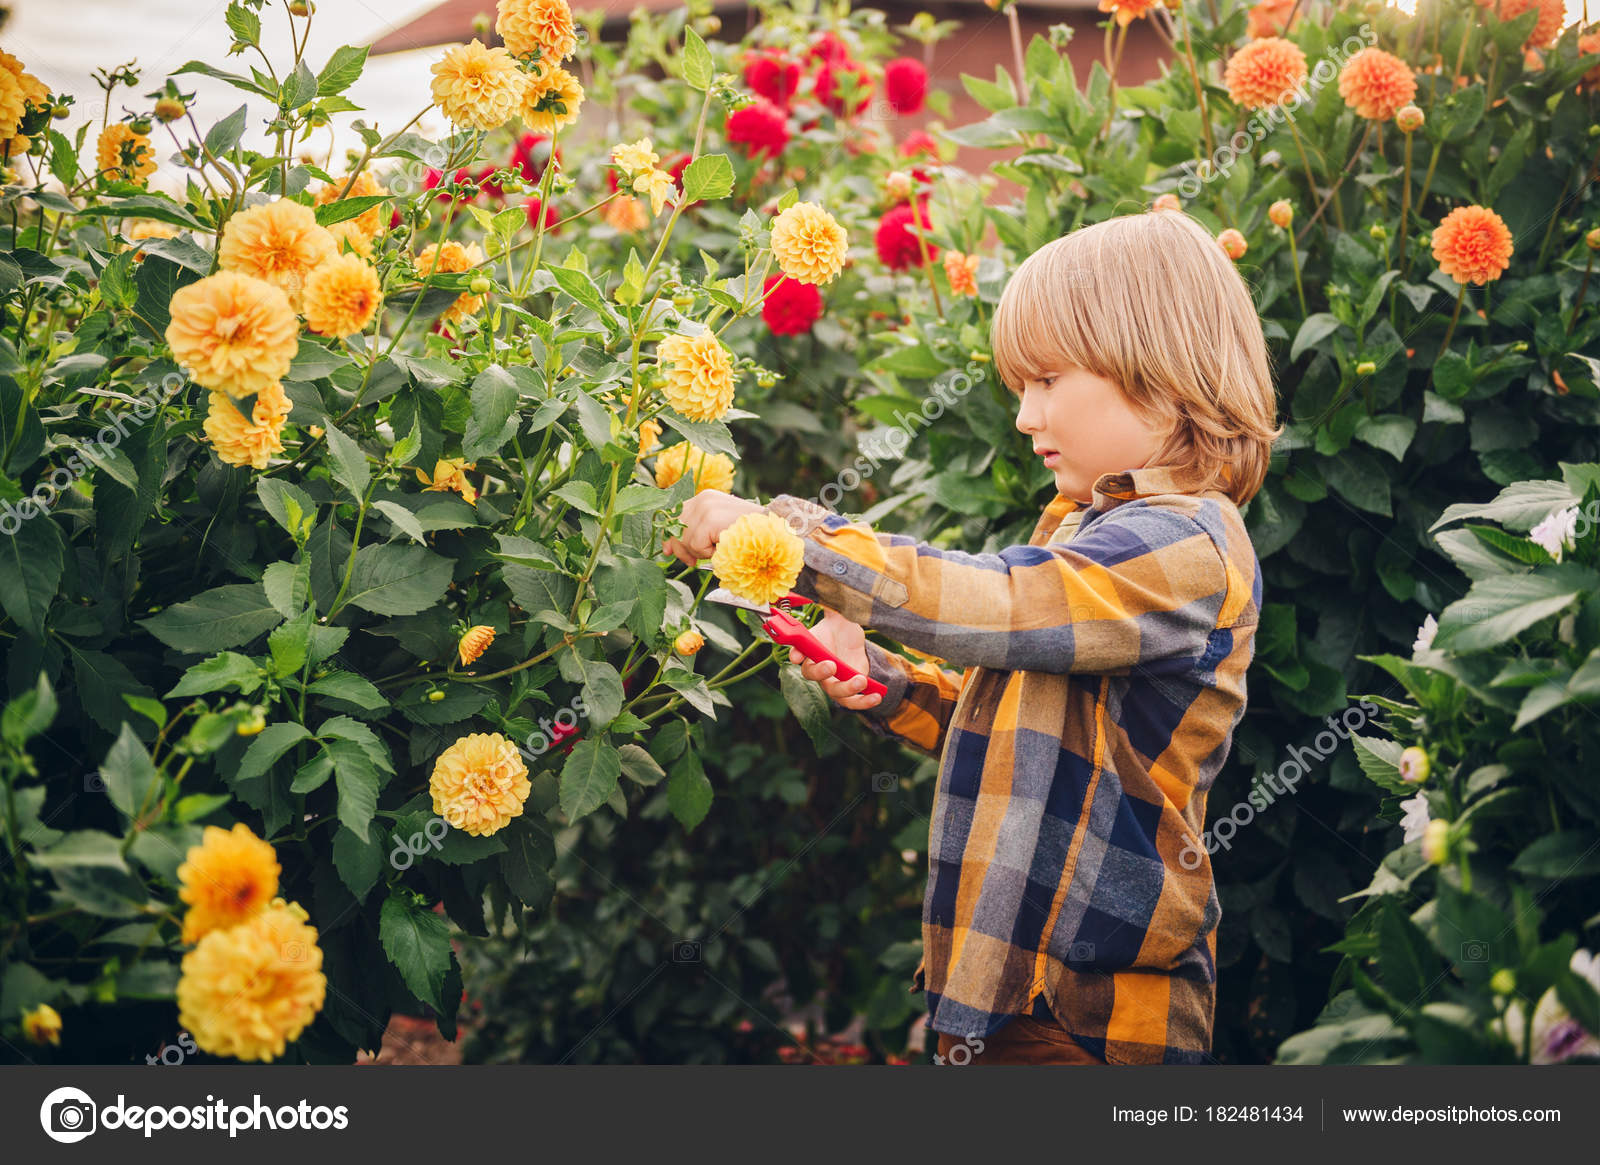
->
xmin=857 ymin=639 xmax=967 ymax=759
xmin=763 ymin=493 xmax=1232 ymax=675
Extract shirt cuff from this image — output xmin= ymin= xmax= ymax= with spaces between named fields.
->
xmin=860 ymin=639 xmax=911 ymax=722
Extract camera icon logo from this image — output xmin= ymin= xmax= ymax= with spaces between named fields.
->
xmin=39 ymin=1086 xmax=97 ymax=1144
xmin=1460 ymin=940 xmax=1489 ymax=963
xmin=672 ymin=940 xmax=702 ymax=964
xmin=871 ymin=772 xmax=898 ymax=793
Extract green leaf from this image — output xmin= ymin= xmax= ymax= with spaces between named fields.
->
xmin=322 ymin=422 xmax=370 ymax=500
xmin=558 ymin=738 xmax=622 ymax=821
xmin=681 ymin=26 xmax=714 ymax=90
xmin=780 ymin=663 xmax=834 ymax=752
xmin=379 ymin=892 xmax=452 ymax=1011
xmin=667 ymin=749 xmax=713 ymax=830
xmin=225 ymin=1 xmax=260 ymax=45
xmin=552 ymin=480 xmax=600 ymax=515
xmin=283 ymin=59 xmax=319 ymax=110
xmin=204 ymin=104 xmax=249 ymax=157
xmin=166 ymin=651 xmax=264 ymax=698
xmin=373 ymin=500 xmax=427 ymax=545
xmin=1433 ymin=568 xmax=1594 ymax=652
xmin=0 ymin=514 xmax=64 ymax=640
xmin=1431 ymin=350 xmax=1474 ymax=401
xmin=618 ymin=743 xmax=666 ymax=786
xmin=498 ymin=818 xmax=555 ymax=908
xmin=1353 ymin=414 xmax=1416 ymax=462
xmin=1376 ymin=897 xmax=1439 ymax=1004
xmin=1 ymin=672 xmax=57 ymax=747
xmin=263 ymin=558 xmax=312 ymax=618
xmin=139 ymin=583 xmax=284 ymax=653
xmin=1350 ymin=732 xmax=1411 ymax=795
xmin=464 ymin=364 xmax=519 ymax=460
xmin=305 ymin=671 xmax=386 ymax=711
xmin=268 ymin=610 xmax=312 ymax=678
xmin=236 ymin=722 xmax=311 ymax=782
xmin=342 ymin=544 xmax=454 ymax=616
xmin=99 ymin=723 xmax=160 ymax=821
xmin=317 ymin=45 xmax=369 ymax=96
xmin=547 ymin=264 xmax=609 ymax=316
xmin=1510 ymin=831 xmax=1600 ymax=879
xmin=1429 ymin=478 xmax=1574 ymax=534
xmin=866 ymin=344 xmax=947 ymax=379
xmin=681 ymin=154 xmax=734 ymax=202
xmin=32 ymin=830 xmax=130 ymax=871
xmin=257 ymin=477 xmax=318 ymax=540
xmin=333 ymin=825 xmax=384 ymax=902
xmin=328 ymin=738 xmax=381 ymax=842
xmin=1291 ymin=313 xmax=1343 ymax=362
xmin=313 ymin=193 xmax=388 ymax=228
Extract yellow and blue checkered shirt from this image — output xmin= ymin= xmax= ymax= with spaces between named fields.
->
xmin=764 ymin=464 xmax=1260 ymax=1064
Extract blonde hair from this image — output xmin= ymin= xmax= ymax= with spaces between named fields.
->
xmin=989 ymin=210 xmax=1282 ymax=506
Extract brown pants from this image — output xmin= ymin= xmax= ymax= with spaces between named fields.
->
xmin=935 ymin=1016 xmax=1106 ymax=1065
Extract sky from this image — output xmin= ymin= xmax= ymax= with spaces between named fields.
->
xmin=7 ymin=0 xmax=449 ymax=190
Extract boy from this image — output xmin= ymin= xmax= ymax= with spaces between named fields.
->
xmin=664 ymin=209 xmax=1281 ymax=1065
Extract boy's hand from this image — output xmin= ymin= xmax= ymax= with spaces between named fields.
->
xmin=791 ymin=609 xmax=883 ymax=711
xmin=661 ymin=489 xmax=767 ymax=567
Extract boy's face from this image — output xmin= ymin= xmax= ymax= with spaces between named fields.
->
xmin=1014 ymin=367 xmax=1170 ymax=504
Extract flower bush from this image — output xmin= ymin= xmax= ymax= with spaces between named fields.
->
xmin=0 ymin=0 xmax=922 ymax=1063
xmin=1278 ymin=464 xmax=1600 ymax=1062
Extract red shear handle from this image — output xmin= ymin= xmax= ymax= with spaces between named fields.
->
xmin=761 ymin=609 xmax=888 ymax=698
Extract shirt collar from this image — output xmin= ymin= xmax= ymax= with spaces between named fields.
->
xmin=1033 ymin=463 xmax=1222 ymax=539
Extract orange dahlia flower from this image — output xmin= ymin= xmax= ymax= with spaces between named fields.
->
xmin=1217 ymin=228 xmax=1248 ymax=260
xmin=303 ymin=252 xmax=383 ymax=338
xmin=218 ymin=199 xmax=337 ymax=311
xmin=458 ymin=624 xmax=496 ymax=666
xmin=1097 ymin=0 xmax=1160 ymax=26
xmin=1246 ymin=0 xmax=1299 ymax=38
xmin=1224 ymin=37 xmax=1307 ymax=110
xmin=202 ymin=383 xmax=292 ymax=470
xmin=1482 ymin=0 xmax=1565 ymax=50
xmin=177 ymin=823 xmax=281 ymax=944
xmin=430 ymin=732 xmax=531 ymax=837
xmin=1337 ymin=47 xmax=1416 ymax=121
xmin=1431 ymin=204 xmax=1514 ymax=285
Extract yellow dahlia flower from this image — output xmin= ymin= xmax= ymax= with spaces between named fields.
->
xmin=769 ymin=201 xmax=848 ymax=285
xmin=21 ymin=1002 xmax=62 ymax=1047
xmin=429 ymin=732 xmax=531 ymax=837
xmin=218 ymin=199 xmax=337 ymax=311
xmin=431 ymin=38 xmax=528 ymax=131
xmin=496 ymin=0 xmax=579 ymax=63
xmin=709 ymin=511 xmax=806 ymax=607
xmin=202 ymin=383 xmax=292 ymax=470
xmin=303 ymin=252 xmax=383 ymax=338
xmin=458 ymin=624 xmax=496 ymax=666
xmin=521 ymin=64 xmax=584 ymax=133
xmin=126 ymin=219 xmax=179 ymax=242
xmin=415 ymin=240 xmax=488 ymax=325
xmin=177 ymin=898 xmax=325 ymax=1062
xmin=0 ymin=66 xmax=27 ymax=141
xmin=177 ymin=823 xmax=282 ymax=945
xmin=653 ymin=441 xmax=735 ymax=494
xmin=314 ymin=170 xmax=388 ymax=239
xmin=657 ymin=331 xmax=736 ymax=421
xmin=166 ymin=272 xmax=299 ymax=398
xmin=610 ymin=136 xmax=658 ymax=178
xmin=603 ymin=193 xmax=649 ymax=234
xmin=416 ymin=456 xmax=478 ymax=503
xmin=96 ymin=122 xmax=156 ymax=185
xmin=635 ymin=167 xmax=677 ymax=217
xmin=325 ymin=219 xmax=374 ymax=259
xmin=636 ymin=417 xmax=663 ymax=459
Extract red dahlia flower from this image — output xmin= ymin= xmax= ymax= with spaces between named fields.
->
xmin=761 ymin=274 xmax=823 ymax=336
xmin=807 ymin=31 xmax=852 ymax=66
xmin=745 ymin=50 xmax=801 ymax=106
xmin=884 ymin=58 xmax=928 ymax=115
xmin=876 ymin=199 xmax=937 ymax=270
xmin=526 ymin=197 xmax=559 ymax=232
xmin=726 ymin=99 xmax=791 ymax=160
xmin=511 ymin=132 xmax=559 ymax=184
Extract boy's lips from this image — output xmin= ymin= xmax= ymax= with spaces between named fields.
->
xmin=1035 ymin=447 xmax=1060 ymax=465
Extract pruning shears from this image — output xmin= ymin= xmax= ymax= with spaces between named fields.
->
xmin=699 ymin=565 xmax=887 ymax=698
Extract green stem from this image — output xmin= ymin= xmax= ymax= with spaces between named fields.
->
xmin=1436 ymin=281 xmax=1467 ymax=361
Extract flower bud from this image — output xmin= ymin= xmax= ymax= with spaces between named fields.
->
xmin=472 ymin=13 xmax=490 ymax=35
xmin=51 ymin=103 xmax=69 ymax=120
xmin=468 ymin=274 xmax=492 ymax=296
xmin=1268 ymin=199 xmax=1293 ymax=229
xmin=675 ymin=629 xmax=705 ymax=656
xmin=154 ymin=96 xmax=186 ymax=122
xmin=1217 ymin=228 xmax=1247 ymax=260
xmin=1369 ymin=222 xmax=1387 ymax=242
xmin=1355 ymin=360 xmax=1377 ymax=377
xmin=671 ymin=293 xmax=695 ymax=309
xmin=427 ymin=689 xmax=446 ymax=703
xmin=885 ymin=170 xmax=913 ymax=201
xmin=1510 ymin=340 xmax=1528 ymax=353
xmin=1421 ymin=818 xmax=1450 ymax=865
xmin=1587 ymin=228 xmax=1600 ymax=252
xmin=236 ymin=709 xmax=267 ymax=736
xmin=1395 ymin=104 xmax=1424 ymax=133
xmin=289 ymin=0 xmax=313 ymax=14
xmin=1152 ymin=192 xmax=1181 ymax=214
xmin=458 ymin=624 xmax=496 ymax=666
xmin=1398 ymin=745 xmax=1430 ymax=783
xmin=1490 ymin=968 xmax=1516 ymax=995
xmin=129 ymin=116 xmax=153 ymax=134
xmin=756 ymin=373 xmax=776 ymax=388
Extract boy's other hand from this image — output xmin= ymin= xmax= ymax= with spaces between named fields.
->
xmin=661 ymin=489 xmax=766 ymax=567
xmin=791 ymin=609 xmax=883 ymax=712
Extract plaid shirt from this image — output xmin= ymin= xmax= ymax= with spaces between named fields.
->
xmin=763 ymin=464 xmax=1260 ymax=1065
